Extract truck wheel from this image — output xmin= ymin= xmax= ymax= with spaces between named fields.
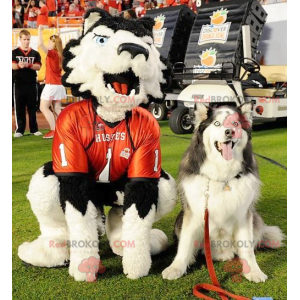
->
xmin=150 ymin=103 xmax=168 ymax=121
xmin=169 ymin=107 xmax=194 ymax=134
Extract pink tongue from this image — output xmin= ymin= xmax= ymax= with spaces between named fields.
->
xmin=222 ymin=142 xmax=233 ymax=161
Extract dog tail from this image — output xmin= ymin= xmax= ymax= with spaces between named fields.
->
xmin=260 ymin=225 xmax=285 ymax=248
xmin=253 ymin=210 xmax=285 ymax=249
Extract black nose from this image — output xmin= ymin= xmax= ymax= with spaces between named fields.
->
xmin=225 ymin=129 xmax=232 ymax=137
xmin=117 ymin=43 xmax=149 ymax=60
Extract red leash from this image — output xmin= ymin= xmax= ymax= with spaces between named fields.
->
xmin=193 ymin=209 xmax=251 ymax=300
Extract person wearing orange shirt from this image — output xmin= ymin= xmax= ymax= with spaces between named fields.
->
xmin=38 ymin=25 xmax=66 ymax=139
xmin=47 ymin=0 xmax=57 ymax=16
xmin=37 ymin=0 xmax=49 ymax=26
xmin=66 ymin=3 xmax=79 ymax=17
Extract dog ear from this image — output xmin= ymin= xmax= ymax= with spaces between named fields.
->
xmin=238 ymin=101 xmax=253 ymax=126
xmin=136 ymin=17 xmax=155 ymax=32
xmin=194 ymin=103 xmax=210 ymax=126
xmin=83 ymin=8 xmax=111 ymax=35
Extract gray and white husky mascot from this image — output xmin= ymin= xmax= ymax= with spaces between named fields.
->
xmin=18 ymin=8 xmax=176 ymax=281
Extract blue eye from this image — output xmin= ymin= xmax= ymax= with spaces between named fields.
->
xmin=93 ymin=35 xmax=109 ymax=46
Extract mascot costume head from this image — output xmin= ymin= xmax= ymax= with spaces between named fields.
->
xmin=18 ymin=9 xmax=177 ymax=282
xmin=63 ymin=8 xmax=168 ymax=122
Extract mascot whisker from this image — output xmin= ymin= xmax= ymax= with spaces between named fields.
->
xmin=18 ymin=8 xmax=177 ymax=281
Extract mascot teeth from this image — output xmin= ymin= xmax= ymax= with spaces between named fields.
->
xmin=103 ymin=69 xmax=140 ymax=96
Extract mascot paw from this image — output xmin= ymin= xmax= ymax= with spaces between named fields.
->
xmin=69 ymin=261 xmax=89 ymax=281
xmin=243 ymin=269 xmax=268 ymax=283
xmin=122 ymin=252 xmax=151 ymax=279
xmin=18 ymin=238 xmax=69 ymax=267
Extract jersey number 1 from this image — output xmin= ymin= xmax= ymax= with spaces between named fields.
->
xmin=99 ymin=148 xmax=112 ymax=183
xmin=59 ymin=144 xmax=68 ymax=167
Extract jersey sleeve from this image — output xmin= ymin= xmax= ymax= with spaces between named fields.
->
xmin=52 ymin=106 xmax=89 ymax=176
xmin=127 ymin=116 xmax=161 ymax=180
xmin=34 ymin=51 xmax=42 ymax=65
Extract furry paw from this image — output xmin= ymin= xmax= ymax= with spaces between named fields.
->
xmin=18 ymin=237 xmax=69 ymax=267
xmin=69 ymin=260 xmax=88 ymax=281
xmin=122 ymin=251 xmax=151 ymax=279
xmin=243 ymin=269 xmax=268 ymax=283
xmin=162 ymin=264 xmax=186 ymax=280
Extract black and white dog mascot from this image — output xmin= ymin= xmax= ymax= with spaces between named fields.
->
xmin=18 ymin=9 xmax=176 ymax=281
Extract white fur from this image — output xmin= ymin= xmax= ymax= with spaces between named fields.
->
xmin=18 ymin=166 xmax=69 ymax=267
xmin=66 ymin=25 xmax=166 ymax=122
xmin=121 ymin=204 xmax=156 ymax=279
xmin=155 ymin=173 xmax=177 ymax=221
xmin=65 ymin=200 xmax=100 ymax=281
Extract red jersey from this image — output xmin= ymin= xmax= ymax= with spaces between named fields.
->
xmin=47 ymin=0 xmax=56 ymax=11
xmin=28 ymin=7 xmax=38 ymax=21
xmin=53 ymin=100 xmax=162 ymax=182
xmin=37 ymin=6 xmax=49 ymax=26
xmin=108 ymin=0 xmax=119 ymax=9
xmin=45 ymin=49 xmax=62 ymax=85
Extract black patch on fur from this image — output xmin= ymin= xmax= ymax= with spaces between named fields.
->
xmin=58 ymin=176 xmax=95 ymax=215
xmin=123 ymin=180 xmax=158 ymax=219
xmin=178 ymin=108 xmax=213 ymax=177
xmin=160 ymin=169 xmax=170 ymax=180
xmin=43 ymin=161 xmax=55 ymax=177
xmin=84 ymin=9 xmax=154 ymax=38
xmin=58 ymin=174 xmax=130 ymax=214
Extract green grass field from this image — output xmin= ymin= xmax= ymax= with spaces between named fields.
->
xmin=12 ymin=121 xmax=287 ymax=300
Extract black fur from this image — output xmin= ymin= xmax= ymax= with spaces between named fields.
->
xmin=160 ymin=169 xmax=170 ymax=180
xmin=59 ymin=176 xmax=95 ymax=215
xmin=58 ymin=173 xmax=130 ymax=215
xmin=178 ymin=108 xmax=213 ymax=177
xmin=84 ymin=8 xmax=154 ymax=38
xmin=43 ymin=161 xmax=55 ymax=177
xmin=123 ymin=180 xmax=158 ymax=219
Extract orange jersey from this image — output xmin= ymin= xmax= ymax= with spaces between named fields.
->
xmin=52 ymin=100 xmax=161 ymax=182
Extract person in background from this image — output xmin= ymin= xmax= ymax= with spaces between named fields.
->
xmin=107 ymin=0 xmax=120 ymax=16
xmin=12 ymin=30 xmax=42 ymax=138
xmin=73 ymin=0 xmax=82 ymax=10
xmin=26 ymin=0 xmax=38 ymax=28
xmin=96 ymin=0 xmax=109 ymax=11
xmin=58 ymin=6 xmax=67 ymax=16
xmin=66 ymin=3 xmax=79 ymax=16
xmin=38 ymin=25 xmax=66 ymax=139
xmin=122 ymin=9 xmax=137 ymax=18
xmin=46 ymin=0 xmax=57 ymax=16
xmin=37 ymin=0 xmax=49 ymax=26
xmin=12 ymin=8 xmax=17 ymax=28
xmin=79 ymin=2 xmax=92 ymax=16
xmin=13 ymin=0 xmax=25 ymax=28
xmin=122 ymin=0 xmax=132 ymax=11
xmin=60 ymin=0 xmax=70 ymax=12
